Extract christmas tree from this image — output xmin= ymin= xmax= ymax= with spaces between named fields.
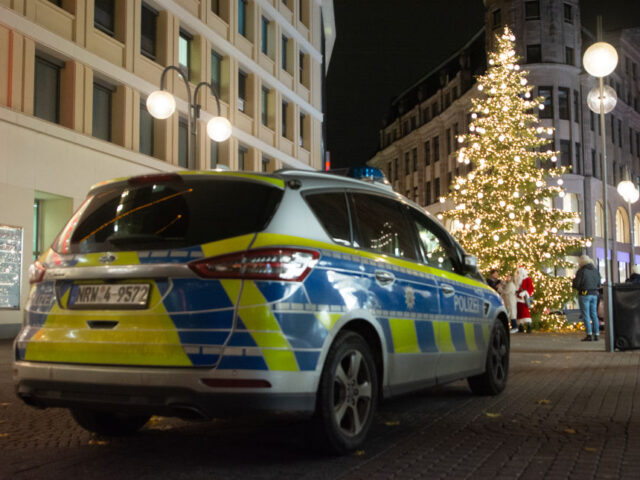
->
xmin=441 ymin=26 xmax=588 ymax=314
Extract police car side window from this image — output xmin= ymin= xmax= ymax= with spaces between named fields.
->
xmin=304 ymin=192 xmax=352 ymax=246
xmin=350 ymin=193 xmax=419 ymax=261
xmin=410 ymin=210 xmax=457 ymax=272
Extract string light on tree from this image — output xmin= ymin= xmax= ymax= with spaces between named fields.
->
xmin=442 ymin=26 xmax=588 ymax=315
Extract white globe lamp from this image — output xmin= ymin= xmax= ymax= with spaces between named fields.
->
xmin=617 ymin=180 xmax=640 ymax=204
xmin=146 ymin=90 xmax=176 ymax=119
xmin=206 ymin=116 xmax=232 ymax=142
xmin=587 ymin=85 xmax=617 ymax=114
xmin=583 ymin=42 xmax=618 ymax=77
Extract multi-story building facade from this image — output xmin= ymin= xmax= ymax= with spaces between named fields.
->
xmin=0 ymin=0 xmax=336 ymax=336
xmin=369 ymin=0 xmax=640 ymax=286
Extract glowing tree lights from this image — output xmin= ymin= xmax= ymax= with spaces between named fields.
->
xmin=442 ymin=27 xmax=588 ymax=314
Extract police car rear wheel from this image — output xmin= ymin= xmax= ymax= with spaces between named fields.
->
xmin=71 ymin=408 xmax=150 ymax=436
xmin=316 ymin=331 xmax=378 ymax=454
xmin=467 ymin=320 xmax=509 ymax=395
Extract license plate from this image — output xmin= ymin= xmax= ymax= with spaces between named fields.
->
xmin=69 ymin=284 xmax=150 ymax=309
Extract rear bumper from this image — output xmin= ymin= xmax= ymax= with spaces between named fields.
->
xmin=13 ymin=361 xmax=317 ymax=418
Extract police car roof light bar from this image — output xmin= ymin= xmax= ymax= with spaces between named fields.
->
xmin=326 ymin=166 xmax=391 ymax=186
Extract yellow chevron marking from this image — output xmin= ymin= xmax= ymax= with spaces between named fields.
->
xmin=201 ymin=234 xmax=255 ymax=258
xmin=389 ymin=318 xmax=420 ymax=353
xmin=220 ymin=280 xmax=298 ymax=371
xmin=262 ymin=349 xmax=299 ymax=371
xmin=253 ymin=233 xmax=356 ymax=255
xmin=434 ymin=321 xmax=455 ymax=353
xmin=24 ymin=285 xmax=191 ymax=366
xmin=220 ymin=279 xmax=242 ymax=303
xmin=463 ymin=323 xmax=478 ymax=352
xmin=483 ymin=324 xmax=491 ymax=343
xmin=315 ymin=311 xmax=342 ymax=331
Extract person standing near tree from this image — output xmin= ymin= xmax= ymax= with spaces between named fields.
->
xmin=625 ymin=265 xmax=640 ymax=284
xmin=486 ymin=269 xmax=502 ymax=291
xmin=572 ymin=255 xmax=601 ymax=341
xmin=498 ymin=271 xmax=518 ymax=333
xmin=515 ymin=267 xmax=534 ymax=333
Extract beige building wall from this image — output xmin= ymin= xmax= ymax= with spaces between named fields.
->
xmin=0 ymin=0 xmax=335 ymax=335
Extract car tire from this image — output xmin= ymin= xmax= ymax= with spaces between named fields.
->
xmin=71 ymin=408 xmax=150 ymax=436
xmin=467 ymin=320 xmax=509 ymax=396
xmin=315 ymin=331 xmax=378 ymax=455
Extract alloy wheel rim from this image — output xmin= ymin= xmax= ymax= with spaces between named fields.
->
xmin=490 ymin=327 xmax=508 ymax=382
xmin=332 ymin=349 xmax=373 ymax=437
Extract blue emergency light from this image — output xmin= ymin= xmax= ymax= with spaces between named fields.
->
xmin=327 ymin=166 xmax=391 ymax=186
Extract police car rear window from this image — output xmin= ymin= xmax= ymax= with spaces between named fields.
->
xmin=53 ymin=178 xmax=283 ymax=253
xmin=304 ymin=192 xmax=351 ymax=246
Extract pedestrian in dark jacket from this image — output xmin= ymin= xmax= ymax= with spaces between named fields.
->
xmin=486 ymin=269 xmax=501 ymax=291
xmin=572 ymin=255 xmax=601 ymax=342
xmin=626 ymin=265 xmax=640 ymax=284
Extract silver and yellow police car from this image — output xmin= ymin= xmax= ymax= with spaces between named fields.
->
xmin=14 ymin=167 xmax=509 ymax=454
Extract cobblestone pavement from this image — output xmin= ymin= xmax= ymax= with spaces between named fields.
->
xmin=1 ymin=333 xmax=638 ymax=480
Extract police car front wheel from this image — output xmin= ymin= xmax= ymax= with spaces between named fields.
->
xmin=71 ymin=408 xmax=150 ymax=436
xmin=316 ymin=331 xmax=379 ymax=454
xmin=467 ymin=320 xmax=509 ymax=396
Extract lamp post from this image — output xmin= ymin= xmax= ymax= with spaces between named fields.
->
xmin=583 ymin=16 xmax=618 ymax=352
xmin=617 ymin=180 xmax=639 ymax=272
xmin=146 ymin=65 xmax=232 ymax=168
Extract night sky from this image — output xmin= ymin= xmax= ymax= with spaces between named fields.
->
xmin=325 ymin=0 xmax=640 ymax=169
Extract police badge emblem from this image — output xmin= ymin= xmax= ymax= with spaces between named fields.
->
xmin=405 ymin=286 xmax=415 ymax=310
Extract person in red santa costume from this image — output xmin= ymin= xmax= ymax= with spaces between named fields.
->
xmin=515 ymin=266 xmax=534 ymax=333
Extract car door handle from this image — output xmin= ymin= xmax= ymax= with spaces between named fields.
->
xmin=441 ymin=284 xmax=455 ymax=297
xmin=375 ymin=270 xmax=395 ymax=286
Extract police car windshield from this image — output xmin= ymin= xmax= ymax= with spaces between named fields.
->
xmin=53 ymin=178 xmax=283 ymax=253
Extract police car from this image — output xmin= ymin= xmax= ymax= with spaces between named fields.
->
xmin=14 ymin=167 xmax=509 ymax=454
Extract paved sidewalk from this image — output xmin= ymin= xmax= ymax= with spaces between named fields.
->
xmin=510 ymin=330 xmax=609 ymax=352
xmin=1 ymin=332 xmax=639 ymax=479
xmin=343 ymin=331 xmax=640 ymax=480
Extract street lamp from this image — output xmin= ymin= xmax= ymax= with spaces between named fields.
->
xmin=147 ymin=65 xmax=232 ymax=168
xmin=617 ymin=180 xmax=639 ymax=272
xmin=586 ymin=85 xmax=617 ymax=115
xmin=583 ymin=17 xmax=618 ymax=352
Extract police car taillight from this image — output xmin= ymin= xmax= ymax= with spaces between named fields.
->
xmin=189 ymin=248 xmax=319 ymax=282
xmin=29 ymin=261 xmax=46 ymax=284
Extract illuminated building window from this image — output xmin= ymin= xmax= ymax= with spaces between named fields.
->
xmin=92 ymin=82 xmax=113 ymax=142
xmin=34 ymin=55 xmax=62 ymax=124
xmin=492 ymin=9 xmax=501 ymax=29
xmin=139 ymin=100 xmax=154 ymax=156
xmin=525 ymin=1 xmax=540 ymax=20
xmin=141 ymin=3 xmax=158 ymax=60
xmin=539 ymin=86 xmax=553 ymax=119
xmin=595 ymin=202 xmax=604 ymax=238
xmin=239 ymin=0 xmax=247 ymax=37
xmin=95 ymin=0 xmax=115 ymax=36
xmin=527 ymin=44 xmax=542 ymax=64
xmin=179 ymin=29 xmax=192 ymax=80
xmin=564 ymin=3 xmax=573 ymax=24
xmin=559 ymin=87 xmax=570 ymax=120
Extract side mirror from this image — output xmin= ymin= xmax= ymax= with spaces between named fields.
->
xmin=464 ymin=254 xmax=478 ymax=269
